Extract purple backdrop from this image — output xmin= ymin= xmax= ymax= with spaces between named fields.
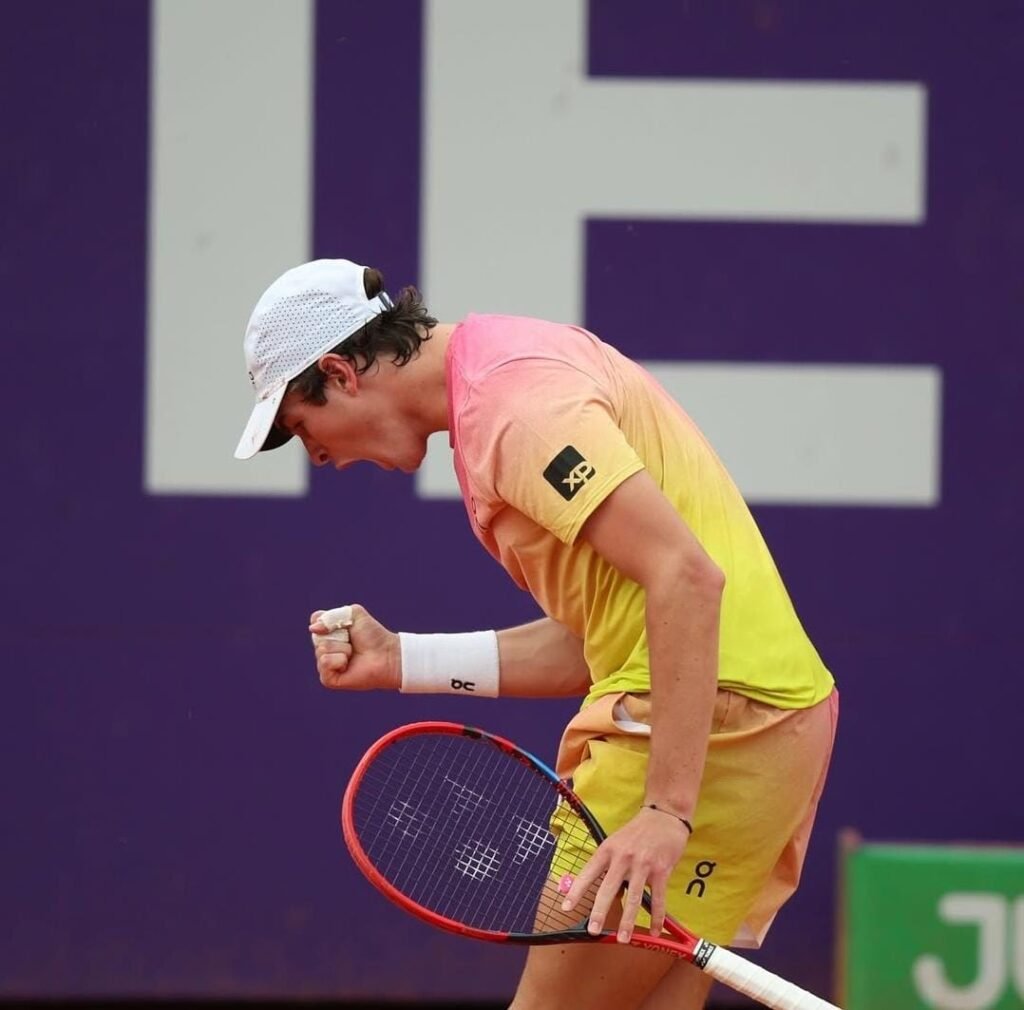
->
xmin=2 ymin=0 xmax=1023 ymax=1002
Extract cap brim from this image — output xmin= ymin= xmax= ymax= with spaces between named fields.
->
xmin=234 ymin=386 xmax=292 ymax=459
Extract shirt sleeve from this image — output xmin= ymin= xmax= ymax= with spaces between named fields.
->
xmin=457 ymin=357 xmax=645 ymax=544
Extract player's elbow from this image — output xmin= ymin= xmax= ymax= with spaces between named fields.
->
xmin=699 ymin=558 xmax=726 ymax=595
xmin=638 ymin=553 xmax=720 ymax=606
xmin=660 ymin=551 xmax=725 ymax=599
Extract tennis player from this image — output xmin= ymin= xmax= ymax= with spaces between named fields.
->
xmin=234 ymin=259 xmax=838 ymax=1010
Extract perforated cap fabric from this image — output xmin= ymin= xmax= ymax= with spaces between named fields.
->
xmin=234 ymin=259 xmax=391 ymax=460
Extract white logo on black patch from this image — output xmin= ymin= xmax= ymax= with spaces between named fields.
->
xmin=543 ymin=446 xmax=595 ymax=501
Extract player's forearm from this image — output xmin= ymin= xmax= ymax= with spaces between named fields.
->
xmin=497 ymin=617 xmax=591 ymax=697
xmin=643 ymin=563 xmax=724 ymax=821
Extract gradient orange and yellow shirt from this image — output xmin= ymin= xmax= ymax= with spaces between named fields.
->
xmin=446 ymin=314 xmax=834 ymax=710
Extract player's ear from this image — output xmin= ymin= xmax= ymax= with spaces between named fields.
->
xmin=318 ymin=353 xmax=359 ymax=392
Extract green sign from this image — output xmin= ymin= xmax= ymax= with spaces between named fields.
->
xmin=844 ymin=842 xmax=1024 ymax=1010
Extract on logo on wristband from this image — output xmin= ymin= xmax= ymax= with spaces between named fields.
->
xmin=398 ymin=630 xmax=500 ymax=697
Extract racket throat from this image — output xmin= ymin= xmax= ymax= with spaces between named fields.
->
xmin=509 ymin=918 xmax=601 ymax=945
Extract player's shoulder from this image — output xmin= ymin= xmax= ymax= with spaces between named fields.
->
xmin=452 ymin=313 xmax=604 ymax=383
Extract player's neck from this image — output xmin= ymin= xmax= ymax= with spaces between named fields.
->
xmin=400 ymin=321 xmax=457 ymax=433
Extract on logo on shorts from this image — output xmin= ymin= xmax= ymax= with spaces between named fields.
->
xmin=543 ymin=446 xmax=595 ymax=501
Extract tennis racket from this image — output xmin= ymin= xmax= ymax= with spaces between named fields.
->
xmin=342 ymin=721 xmax=840 ymax=1010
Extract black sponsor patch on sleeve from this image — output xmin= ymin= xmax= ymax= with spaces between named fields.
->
xmin=543 ymin=446 xmax=596 ymax=501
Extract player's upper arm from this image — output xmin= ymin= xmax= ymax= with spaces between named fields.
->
xmin=578 ymin=469 xmax=724 ymax=592
xmin=457 ymin=358 xmax=643 ymax=543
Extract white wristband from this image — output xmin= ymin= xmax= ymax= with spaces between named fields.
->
xmin=398 ymin=630 xmax=500 ymax=697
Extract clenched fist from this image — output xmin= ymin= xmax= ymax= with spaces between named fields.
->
xmin=308 ymin=604 xmax=401 ymax=691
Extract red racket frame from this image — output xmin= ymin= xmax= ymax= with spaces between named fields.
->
xmin=341 ymin=720 xmax=707 ymax=962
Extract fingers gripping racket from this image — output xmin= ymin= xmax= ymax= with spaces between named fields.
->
xmin=342 ymin=722 xmax=841 ymax=1010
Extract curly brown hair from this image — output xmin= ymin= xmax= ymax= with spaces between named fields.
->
xmin=286 ymin=267 xmax=438 ymax=405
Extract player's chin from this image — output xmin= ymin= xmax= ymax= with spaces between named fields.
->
xmin=395 ymin=449 xmax=426 ymax=474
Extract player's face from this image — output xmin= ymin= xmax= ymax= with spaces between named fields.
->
xmin=276 ymin=379 xmax=427 ymax=474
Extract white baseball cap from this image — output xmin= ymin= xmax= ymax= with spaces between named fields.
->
xmin=234 ymin=258 xmax=391 ymax=459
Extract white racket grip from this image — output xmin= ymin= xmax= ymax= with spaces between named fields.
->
xmin=315 ymin=605 xmax=353 ymax=644
xmin=703 ymin=946 xmax=841 ymax=1010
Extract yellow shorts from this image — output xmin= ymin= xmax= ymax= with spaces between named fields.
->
xmin=553 ymin=687 xmax=838 ymax=947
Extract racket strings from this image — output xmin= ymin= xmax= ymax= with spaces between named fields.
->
xmin=532 ymin=807 xmax=601 ymax=933
xmin=350 ymin=733 xmax=600 ymax=937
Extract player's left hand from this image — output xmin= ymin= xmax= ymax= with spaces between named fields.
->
xmin=560 ymin=806 xmax=690 ymax=942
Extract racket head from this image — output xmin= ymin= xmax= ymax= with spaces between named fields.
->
xmin=342 ymin=723 xmax=840 ymax=1010
xmin=342 ymin=721 xmax=620 ymax=944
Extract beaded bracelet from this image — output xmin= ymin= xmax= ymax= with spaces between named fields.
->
xmin=642 ymin=803 xmax=694 ymax=835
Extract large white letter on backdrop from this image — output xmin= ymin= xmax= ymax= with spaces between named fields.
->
xmin=418 ymin=0 xmax=937 ymax=507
